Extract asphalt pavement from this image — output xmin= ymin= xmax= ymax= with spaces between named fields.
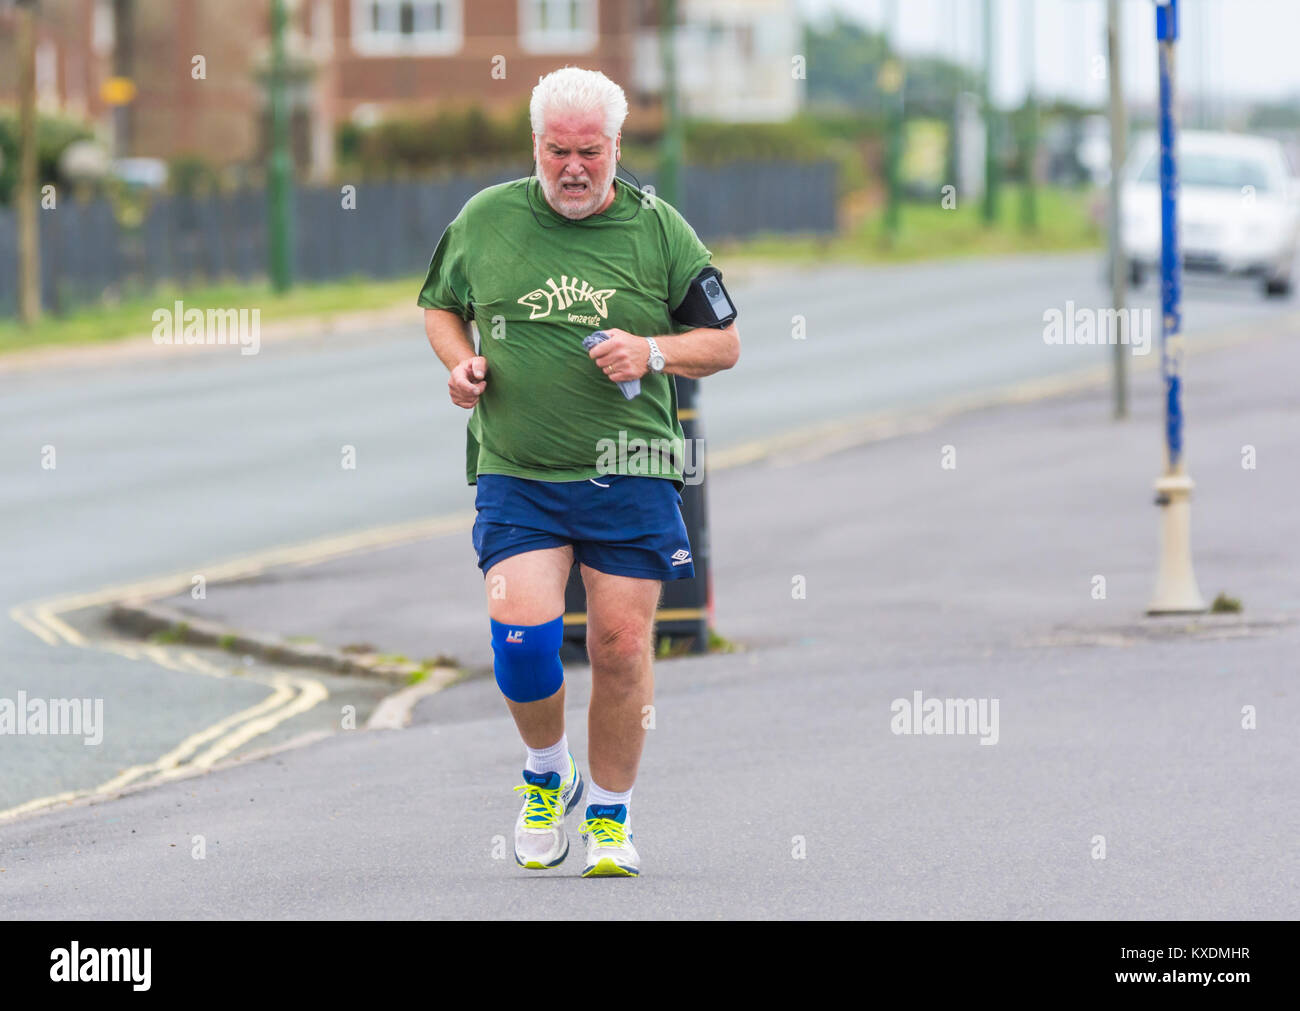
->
xmin=2 ymin=252 xmax=1294 ymax=813
xmin=2 ymin=310 xmax=1296 ymax=919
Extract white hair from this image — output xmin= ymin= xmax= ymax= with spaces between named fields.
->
xmin=530 ymin=67 xmax=628 ymax=141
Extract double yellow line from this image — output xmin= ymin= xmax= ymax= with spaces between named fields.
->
xmin=2 ymin=609 xmax=330 ymax=822
xmin=3 ymin=512 xmax=474 ymax=823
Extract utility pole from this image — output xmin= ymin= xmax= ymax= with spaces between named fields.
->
xmin=1148 ymin=0 xmax=1205 ymax=615
xmin=881 ymin=0 xmax=904 ymax=242
xmin=16 ymin=0 xmax=41 ymax=324
xmin=981 ymin=0 xmax=999 ymax=225
xmin=267 ymin=0 xmax=294 ymax=292
xmin=1194 ymin=0 xmax=1207 ymax=128
xmin=658 ymin=0 xmax=683 ymax=209
xmin=944 ymin=0 xmax=959 ymax=192
xmin=1107 ymin=0 xmax=1128 ymax=419
xmin=111 ymin=0 xmax=134 ymax=158
xmin=1019 ymin=0 xmax=1038 ymax=232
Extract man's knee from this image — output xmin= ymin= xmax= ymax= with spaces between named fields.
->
xmin=588 ymin=621 xmax=652 ymax=675
xmin=491 ymin=616 xmax=564 ymax=702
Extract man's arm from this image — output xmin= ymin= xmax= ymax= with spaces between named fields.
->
xmin=587 ymin=323 xmax=740 ymax=383
xmin=425 ymin=307 xmax=488 ymax=409
xmin=649 ymin=322 xmax=740 ymax=379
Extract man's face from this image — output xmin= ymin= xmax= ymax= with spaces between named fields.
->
xmin=534 ymin=110 xmax=619 ymax=220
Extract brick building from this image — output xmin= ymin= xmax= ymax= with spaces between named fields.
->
xmin=0 ymin=0 xmax=268 ymax=166
xmin=0 ymin=0 xmax=800 ymax=182
xmin=318 ymin=0 xmax=647 ymax=178
xmin=0 ymin=0 xmax=109 ymax=118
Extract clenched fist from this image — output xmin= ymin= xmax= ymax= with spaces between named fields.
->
xmin=587 ymin=328 xmax=651 ymax=384
xmin=449 ymin=355 xmax=488 ymax=409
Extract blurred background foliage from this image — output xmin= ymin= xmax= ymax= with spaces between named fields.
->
xmin=0 ymin=112 xmax=93 ymax=205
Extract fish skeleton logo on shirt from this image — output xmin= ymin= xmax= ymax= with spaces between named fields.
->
xmin=517 ymin=276 xmax=616 ymax=320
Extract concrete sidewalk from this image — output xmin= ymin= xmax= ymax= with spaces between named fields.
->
xmin=2 ymin=326 xmax=1297 ymax=919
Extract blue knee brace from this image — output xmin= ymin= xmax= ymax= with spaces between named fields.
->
xmin=490 ymin=616 xmax=564 ymax=703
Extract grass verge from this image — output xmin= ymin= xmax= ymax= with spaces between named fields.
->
xmin=0 ymin=275 xmax=423 ymax=355
xmin=715 ymin=184 xmax=1102 ymax=266
xmin=2 ymin=185 xmax=1101 ymax=355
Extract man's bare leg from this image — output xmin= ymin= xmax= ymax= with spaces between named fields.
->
xmin=581 ymin=565 xmax=661 ymax=792
xmin=484 ymin=545 xmax=573 ymax=747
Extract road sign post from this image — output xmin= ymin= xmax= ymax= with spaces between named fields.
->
xmin=981 ymin=0 xmax=1000 ymax=226
xmin=1107 ymin=0 xmax=1129 ymax=419
xmin=657 ymin=0 xmax=682 ymax=209
xmin=16 ymin=0 xmax=41 ymax=324
xmin=1147 ymin=0 xmax=1206 ymax=615
xmin=267 ymin=0 xmax=294 ymax=293
xmin=1019 ymin=0 xmax=1038 ymax=233
xmin=880 ymin=0 xmax=903 ymax=243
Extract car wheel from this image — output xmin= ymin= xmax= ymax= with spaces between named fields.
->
xmin=1263 ymin=275 xmax=1293 ymax=298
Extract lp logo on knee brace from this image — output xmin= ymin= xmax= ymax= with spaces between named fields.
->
xmin=492 ymin=616 xmax=563 ymax=703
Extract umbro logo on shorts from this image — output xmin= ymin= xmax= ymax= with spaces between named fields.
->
xmin=670 ymin=549 xmax=692 ymax=566
xmin=506 ymin=629 xmax=525 ymax=643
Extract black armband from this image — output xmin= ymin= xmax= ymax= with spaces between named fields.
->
xmin=671 ymin=266 xmax=738 ymax=329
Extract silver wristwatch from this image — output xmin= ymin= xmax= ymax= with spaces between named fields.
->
xmin=646 ymin=337 xmax=666 ymax=374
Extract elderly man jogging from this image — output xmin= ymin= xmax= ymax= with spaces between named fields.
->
xmin=419 ymin=67 xmax=740 ymax=877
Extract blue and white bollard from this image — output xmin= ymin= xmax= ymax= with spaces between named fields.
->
xmin=1148 ymin=0 xmax=1206 ymax=614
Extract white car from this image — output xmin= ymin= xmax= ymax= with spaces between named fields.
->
xmin=1122 ymin=131 xmax=1300 ymax=297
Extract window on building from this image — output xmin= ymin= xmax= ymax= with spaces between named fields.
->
xmin=351 ymin=0 xmax=462 ymax=55
xmin=312 ymin=0 xmax=335 ymax=56
xmin=92 ymin=0 xmax=115 ymax=55
xmin=519 ymin=0 xmax=597 ymax=54
xmin=35 ymin=41 xmax=59 ymax=109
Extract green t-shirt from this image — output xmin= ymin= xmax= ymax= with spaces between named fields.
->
xmin=417 ymin=176 xmax=713 ymax=486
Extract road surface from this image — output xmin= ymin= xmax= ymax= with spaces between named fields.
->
xmin=0 ymin=251 xmax=1292 ymax=815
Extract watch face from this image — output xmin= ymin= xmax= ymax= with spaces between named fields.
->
xmin=650 ymin=353 xmax=665 ymax=373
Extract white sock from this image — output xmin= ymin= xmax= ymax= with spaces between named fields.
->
xmin=587 ymin=781 xmax=633 ymax=815
xmin=525 ymin=734 xmax=570 ymax=778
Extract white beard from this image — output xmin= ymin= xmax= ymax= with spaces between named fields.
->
xmin=538 ymin=160 xmax=618 ymax=220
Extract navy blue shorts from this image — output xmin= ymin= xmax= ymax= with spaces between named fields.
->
xmin=472 ymin=474 xmax=695 ymax=582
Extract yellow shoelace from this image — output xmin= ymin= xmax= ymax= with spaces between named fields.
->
xmin=514 ymin=782 xmax=562 ymax=826
xmin=580 ymin=816 xmax=629 ymax=847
